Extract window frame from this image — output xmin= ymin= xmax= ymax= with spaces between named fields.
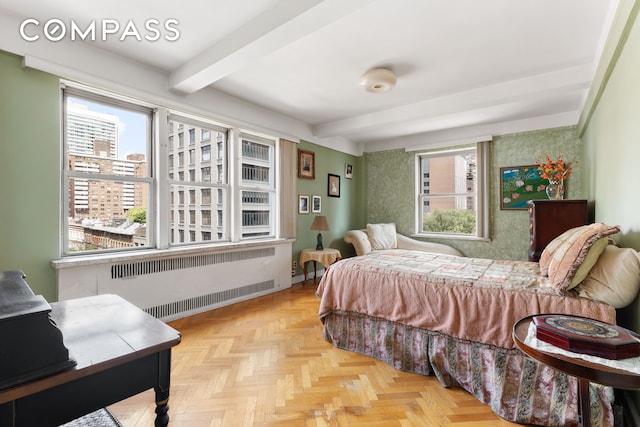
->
xmin=166 ymin=112 xmax=231 ymax=247
xmin=61 ymin=84 xmax=154 ymax=255
xmin=236 ymin=133 xmax=278 ymax=240
xmin=413 ymin=140 xmax=489 ymax=241
xmin=61 ymin=82 xmax=280 ymax=257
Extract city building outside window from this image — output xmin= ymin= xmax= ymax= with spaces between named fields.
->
xmin=168 ymin=116 xmax=228 ymax=245
xmin=239 ymin=136 xmax=275 ymax=238
xmin=416 ymin=142 xmax=489 ymax=239
xmin=201 ymin=145 xmax=211 ymax=162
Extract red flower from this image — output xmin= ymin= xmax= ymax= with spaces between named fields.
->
xmin=536 ymin=152 xmax=576 ymax=181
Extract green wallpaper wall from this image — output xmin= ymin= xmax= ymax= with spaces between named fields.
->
xmin=582 ymin=0 xmax=640 ymax=363
xmin=582 ymin=10 xmax=640 ymax=249
xmin=364 ymin=126 xmax=584 ymax=260
xmin=580 ymin=3 xmax=640 ymax=411
xmin=0 ymin=51 xmax=60 ymax=301
xmin=292 ymin=141 xmax=365 ymax=274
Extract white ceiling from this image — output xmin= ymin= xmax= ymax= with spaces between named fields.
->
xmin=0 ymin=0 xmax=618 ymax=151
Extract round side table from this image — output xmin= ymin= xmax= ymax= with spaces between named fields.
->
xmin=299 ymin=248 xmax=341 ymax=281
xmin=513 ymin=315 xmax=640 ymax=427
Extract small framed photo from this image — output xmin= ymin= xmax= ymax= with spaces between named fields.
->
xmin=298 ymin=195 xmax=310 ymax=214
xmin=345 ymin=163 xmax=353 ymax=179
xmin=328 ymin=174 xmax=340 ymax=198
xmin=297 ymin=149 xmax=315 ymax=180
xmin=312 ymin=195 xmax=322 ymax=213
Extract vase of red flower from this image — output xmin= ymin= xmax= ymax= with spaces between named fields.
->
xmin=537 ymin=152 xmax=576 ymax=200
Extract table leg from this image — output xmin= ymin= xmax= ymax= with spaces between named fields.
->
xmin=577 ymin=378 xmax=591 ymax=427
xmin=154 ymin=350 xmax=172 ymax=427
xmin=313 ymin=260 xmax=317 ymax=279
xmin=303 ymin=262 xmax=308 ymax=281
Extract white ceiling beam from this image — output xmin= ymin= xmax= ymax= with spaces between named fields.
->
xmin=312 ymin=64 xmax=593 ymax=138
xmin=169 ymin=0 xmax=373 ymax=94
xmin=362 ymin=111 xmax=579 ymax=153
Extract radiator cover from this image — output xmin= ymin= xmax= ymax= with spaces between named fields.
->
xmin=53 ymin=242 xmax=292 ymax=321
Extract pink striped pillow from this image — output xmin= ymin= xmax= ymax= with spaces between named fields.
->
xmin=539 ymin=223 xmax=620 ymax=290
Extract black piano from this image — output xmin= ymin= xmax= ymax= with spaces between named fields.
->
xmin=0 ymin=270 xmax=76 ymax=390
xmin=0 ymin=269 xmax=181 ymax=427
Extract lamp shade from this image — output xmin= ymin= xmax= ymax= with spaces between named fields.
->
xmin=310 ymin=215 xmax=330 ymax=231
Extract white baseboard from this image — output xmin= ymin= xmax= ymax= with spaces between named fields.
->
xmin=291 ymin=267 xmax=326 ymax=285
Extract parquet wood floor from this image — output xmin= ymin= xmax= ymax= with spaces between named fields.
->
xmin=109 ymin=281 xmax=520 ymax=426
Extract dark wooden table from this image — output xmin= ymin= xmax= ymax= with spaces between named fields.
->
xmin=0 ymin=294 xmax=181 ymax=426
xmin=513 ymin=315 xmax=640 ymax=427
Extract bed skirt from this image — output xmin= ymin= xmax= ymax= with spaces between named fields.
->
xmin=322 ymin=310 xmax=614 ymax=427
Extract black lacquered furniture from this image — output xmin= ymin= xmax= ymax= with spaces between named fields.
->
xmin=0 ymin=292 xmax=181 ymax=427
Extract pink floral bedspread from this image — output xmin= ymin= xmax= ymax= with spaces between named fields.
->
xmin=316 ymin=249 xmax=619 ymax=426
xmin=316 ymin=249 xmax=616 ymax=349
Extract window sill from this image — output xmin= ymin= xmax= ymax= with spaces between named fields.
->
xmin=51 ymin=238 xmax=295 ymax=270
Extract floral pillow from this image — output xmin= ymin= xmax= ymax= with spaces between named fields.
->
xmin=539 ymin=223 xmax=621 ymax=291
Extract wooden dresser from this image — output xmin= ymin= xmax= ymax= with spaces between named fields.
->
xmin=528 ymin=199 xmax=589 ymax=262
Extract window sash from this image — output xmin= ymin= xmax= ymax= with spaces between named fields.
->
xmin=167 ymin=115 xmax=230 ymax=247
xmin=238 ymin=136 xmax=276 ymax=239
xmin=416 ymin=141 xmax=489 ymax=239
xmin=62 ymin=85 xmax=153 ymax=255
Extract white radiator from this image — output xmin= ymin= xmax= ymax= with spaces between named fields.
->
xmin=53 ymin=241 xmax=293 ymax=321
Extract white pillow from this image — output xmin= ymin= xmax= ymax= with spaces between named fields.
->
xmin=575 ymin=245 xmax=640 ymax=308
xmin=367 ymin=223 xmax=397 ymax=250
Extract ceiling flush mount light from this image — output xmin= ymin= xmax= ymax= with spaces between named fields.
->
xmin=360 ymin=68 xmax=397 ymax=93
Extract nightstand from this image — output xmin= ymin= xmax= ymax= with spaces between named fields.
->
xmin=299 ymin=248 xmax=342 ymax=281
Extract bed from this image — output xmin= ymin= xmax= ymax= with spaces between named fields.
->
xmin=316 ymin=223 xmax=640 ymax=426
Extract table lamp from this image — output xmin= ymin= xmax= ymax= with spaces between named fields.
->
xmin=310 ymin=215 xmax=329 ymax=251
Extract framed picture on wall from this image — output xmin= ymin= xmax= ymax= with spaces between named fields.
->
xmin=298 ymin=195 xmax=310 ymax=214
xmin=298 ymin=149 xmax=315 ymax=179
xmin=312 ymin=195 xmax=322 ymax=213
xmin=345 ymin=163 xmax=353 ymax=179
xmin=500 ymin=165 xmax=547 ymax=210
xmin=328 ymin=174 xmax=340 ymax=197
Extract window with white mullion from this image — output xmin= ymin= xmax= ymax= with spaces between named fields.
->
xmin=167 ymin=115 xmax=229 ymax=245
xmin=60 ymin=83 xmax=281 ymax=256
xmin=238 ymin=135 xmax=276 ymax=239
xmin=415 ymin=141 xmax=488 ymax=239
xmin=62 ymin=85 xmax=153 ymax=255
xmin=66 ymin=170 xmax=153 ymax=184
